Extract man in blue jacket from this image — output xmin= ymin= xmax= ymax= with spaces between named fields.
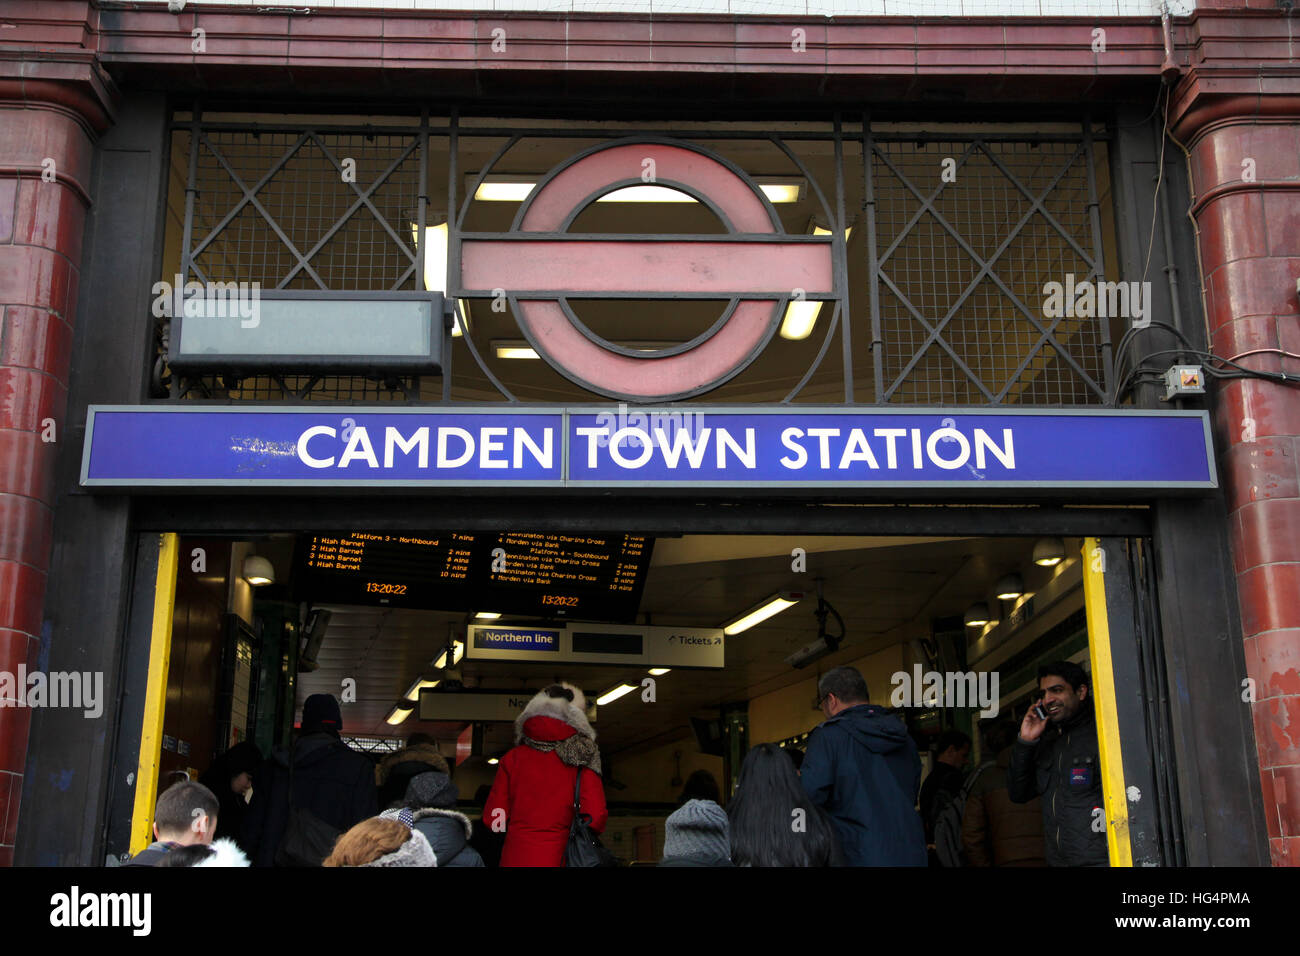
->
xmin=800 ymin=666 xmax=927 ymax=866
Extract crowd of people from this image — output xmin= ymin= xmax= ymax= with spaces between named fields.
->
xmin=121 ymin=659 xmax=1105 ymax=867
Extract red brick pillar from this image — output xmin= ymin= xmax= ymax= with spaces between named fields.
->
xmin=0 ymin=80 xmax=109 ymax=866
xmin=1177 ymin=97 xmax=1300 ymax=867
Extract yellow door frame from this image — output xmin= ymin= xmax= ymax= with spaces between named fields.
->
xmin=1081 ymin=536 xmax=1133 ymax=867
xmin=129 ymin=532 xmax=180 ymax=855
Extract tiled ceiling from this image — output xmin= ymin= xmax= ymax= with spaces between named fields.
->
xmin=295 ymin=533 xmax=1059 ymax=759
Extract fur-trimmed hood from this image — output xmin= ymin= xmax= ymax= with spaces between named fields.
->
xmin=194 ymin=838 xmax=250 ymax=868
xmin=382 ymin=806 xmax=474 ymax=840
xmin=376 ymin=742 xmax=450 ymax=786
xmin=360 ymin=828 xmax=437 ymax=867
xmin=514 ymin=685 xmax=595 ymax=745
xmin=514 ymin=684 xmax=601 ymax=774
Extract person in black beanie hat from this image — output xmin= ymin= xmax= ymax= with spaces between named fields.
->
xmin=242 ymin=694 xmax=377 ymax=866
xmin=658 ymin=799 xmax=734 ymax=867
xmin=301 ymin=693 xmax=343 ymax=736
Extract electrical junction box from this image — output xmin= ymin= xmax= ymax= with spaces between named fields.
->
xmin=1164 ymin=365 xmax=1205 ymax=401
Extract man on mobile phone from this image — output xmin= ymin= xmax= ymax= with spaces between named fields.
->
xmin=1007 ymin=660 xmax=1108 ymax=867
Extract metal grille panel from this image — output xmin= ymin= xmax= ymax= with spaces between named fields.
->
xmin=871 ymin=137 xmax=1109 ymax=405
xmin=160 ymin=114 xmax=1115 ymax=407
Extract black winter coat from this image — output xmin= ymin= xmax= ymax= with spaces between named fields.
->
xmin=242 ymin=733 xmax=378 ymax=867
xmin=383 ymin=808 xmax=485 ymax=867
xmin=1007 ymin=704 xmax=1109 ymax=867
xmin=800 ymin=703 xmax=927 ymax=867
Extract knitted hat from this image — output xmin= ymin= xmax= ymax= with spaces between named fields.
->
xmin=380 ymin=806 xmax=417 ymax=830
xmin=662 ymin=799 xmax=730 ymax=862
xmin=302 ymin=694 xmax=343 ymax=736
xmin=404 ymin=771 xmax=458 ymax=809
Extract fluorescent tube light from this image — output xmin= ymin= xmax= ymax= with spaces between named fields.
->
xmin=475 ymin=181 xmax=535 ymax=202
xmin=723 ymin=590 xmax=803 ymax=636
xmin=411 ymin=221 xmax=467 ymax=337
xmin=493 ymin=342 xmax=540 ymax=360
xmin=756 ymin=181 xmax=804 ymax=203
xmin=780 ymin=299 xmax=823 ymax=341
xmin=493 ymin=339 xmax=677 ymax=359
xmin=779 ymin=225 xmax=850 ymax=341
xmin=404 ymin=678 xmax=441 ymax=703
xmin=596 ymin=684 xmax=638 ymax=706
xmin=472 ymin=175 xmax=803 ymax=205
xmin=386 ymin=702 xmax=415 ymax=726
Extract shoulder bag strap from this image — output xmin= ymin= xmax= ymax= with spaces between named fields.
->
xmin=571 ymin=766 xmax=585 ymax=823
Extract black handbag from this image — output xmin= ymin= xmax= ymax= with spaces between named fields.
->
xmin=274 ymin=743 xmax=344 ymax=867
xmin=563 ymin=766 xmax=617 ymax=867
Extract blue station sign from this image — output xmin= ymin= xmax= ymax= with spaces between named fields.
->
xmin=81 ymin=405 xmax=1217 ymax=490
xmin=471 ymin=628 xmax=561 ymax=652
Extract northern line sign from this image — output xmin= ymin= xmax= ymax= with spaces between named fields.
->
xmin=80 ymin=406 xmax=1216 ymax=489
xmin=81 ymin=406 xmax=1217 ymax=490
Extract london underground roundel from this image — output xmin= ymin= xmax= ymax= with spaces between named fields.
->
xmin=459 ymin=139 xmax=835 ymax=402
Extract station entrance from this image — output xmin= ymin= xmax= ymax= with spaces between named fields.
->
xmin=28 ymin=105 xmax=1260 ymax=870
xmin=105 ymin=517 xmax=1181 ymax=868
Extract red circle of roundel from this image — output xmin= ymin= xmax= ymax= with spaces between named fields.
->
xmin=461 ymin=141 xmax=834 ymax=402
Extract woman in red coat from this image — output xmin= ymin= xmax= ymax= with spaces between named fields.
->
xmin=483 ymin=682 xmax=608 ymax=867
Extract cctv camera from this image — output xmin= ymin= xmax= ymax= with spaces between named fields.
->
xmin=785 ymin=636 xmax=835 ymax=669
xmin=167 ymin=0 xmax=186 ymax=13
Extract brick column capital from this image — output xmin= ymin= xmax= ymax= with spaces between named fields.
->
xmin=0 ymin=56 xmax=119 ymax=136
xmin=1170 ymin=92 xmax=1300 ymax=148
xmin=0 ymin=0 xmax=117 ymax=136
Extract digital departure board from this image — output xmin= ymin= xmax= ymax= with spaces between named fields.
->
xmin=298 ymin=531 xmax=652 ymax=623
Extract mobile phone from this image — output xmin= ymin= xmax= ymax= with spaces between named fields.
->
xmin=1032 ymin=704 xmax=1047 ymax=720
